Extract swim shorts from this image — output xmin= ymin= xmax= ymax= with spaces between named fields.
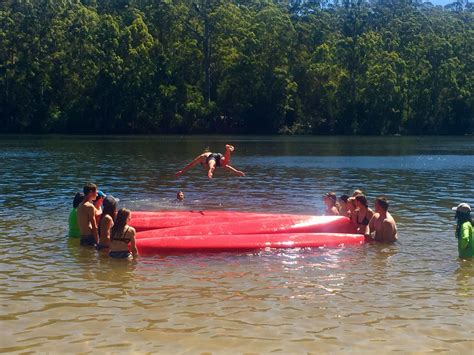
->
xmin=109 ymin=251 xmax=132 ymax=259
xmin=80 ymin=235 xmax=97 ymax=246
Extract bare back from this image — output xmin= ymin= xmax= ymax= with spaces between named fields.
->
xmin=77 ymin=201 xmax=96 ymax=236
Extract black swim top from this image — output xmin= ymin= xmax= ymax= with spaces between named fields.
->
xmin=358 ymin=212 xmax=370 ymax=226
xmin=205 ymin=153 xmax=223 ymax=167
xmin=111 ymin=226 xmax=131 ymax=244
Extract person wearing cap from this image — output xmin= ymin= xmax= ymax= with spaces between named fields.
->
xmin=323 ymin=192 xmax=340 ymax=216
xmin=452 ymin=203 xmax=473 ymax=258
xmin=77 ymin=183 xmax=100 ymax=246
xmin=365 ymin=196 xmax=398 ymax=243
xmin=351 ymin=194 xmax=374 ymax=233
xmin=68 ymin=192 xmax=84 ymax=238
xmin=97 ymin=195 xmax=120 ymax=250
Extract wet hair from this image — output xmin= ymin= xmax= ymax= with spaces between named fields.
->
xmin=99 ymin=197 xmax=118 ymax=236
xmin=73 ymin=192 xmax=84 ymax=208
xmin=111 ymin=208 xmax=131 ymax=240
xmin=352 ymin=189 xmax=364 ymax=197
xmin=455 ymin=210 xmax=472 ymax=239
xmin=325 ymin=192 xmax=337 ymax=203
xmin=102 ymin=198 xmax=118 ymax=219
xmin=324 ymin=192 xmax=340 ymax=212
xmin=376 ymin=196 xmax=389 ymax=211
xmin=83 ymin=183 xmax=97 ymax=195
xmin=355 ymin=194 xmax=369 ymax=208
xmin=339 ymin=194 xmax=349 ymax=203
xmin=177 ymin=191 xmax=184 ymax=200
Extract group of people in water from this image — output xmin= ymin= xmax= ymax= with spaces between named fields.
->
xmin=322 ymin=189 xmax=398 ymax=244
xmin=68 ymin=183 xmax=137 ymax=259
xmin=68 ymin=144 xmax=473 ymax=259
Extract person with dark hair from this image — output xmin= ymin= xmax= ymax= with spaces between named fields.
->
xmin=77 ymin=183 xmax=99 ymax=246
xmin=177 ymin=191 xmax=185 ymax=202
xmin=175 ymin=144 xmax=245 ymax=179
xmin=109 ymin=208 xmax=138 ymax=259
xmin=338 ymin=194 xmax=350 ymax=217
xmin=351 ymin=194 xmax=374 ymax=233
xmin=452 ymin=203 xmax=473 ymax=258
xmin=365 ymin=196 xmax=398 ymax=243
xmin=68 ymin=192 xmax=84 ymax=237
xmin=97 ymin=195 xmax=119 ymax=250
xmin=323 ymin=192 xmax=340 ymax=216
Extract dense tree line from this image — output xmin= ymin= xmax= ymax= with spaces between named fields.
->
xmin=0 ymin=0 xmax=472 ymax=134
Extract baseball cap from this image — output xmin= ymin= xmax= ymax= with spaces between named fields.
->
xmin=452 ymin=203 xmax=471 ymax=213
xmin=97 ymin=190 xmax=106 ymax=199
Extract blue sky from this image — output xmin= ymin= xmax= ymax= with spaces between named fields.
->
xmin=429 ymin=0 xmax=459 ymax=5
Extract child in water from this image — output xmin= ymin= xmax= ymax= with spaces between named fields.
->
xmin=452 ymin=203 xmax=474 ymax=258
xmin=177 ymin=191 xmax=185 ymax=201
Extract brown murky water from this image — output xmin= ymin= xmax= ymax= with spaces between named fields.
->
xmin=1 ymin=135 xmax=473 ymax=353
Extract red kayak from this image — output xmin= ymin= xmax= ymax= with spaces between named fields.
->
xmin=130 ymin=213 xmax=306 ymax=232
xmin=131 ymin=210 xmax=299 ymax=219
xmin=136 ymin=216 xmax=357 ymax=239
xmin=136 ymin=233 xmax=365 ymax=254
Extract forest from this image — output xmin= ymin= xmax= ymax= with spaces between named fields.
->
xmin=0 ymin=0 xmax=473 ymax=134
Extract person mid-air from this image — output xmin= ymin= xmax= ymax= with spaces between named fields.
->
xmin=175 ymin=144 xmax=245 ymax=179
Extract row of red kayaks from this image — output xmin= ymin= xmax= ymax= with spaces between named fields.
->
xmin=129 ymin=210 xmax=365 ymax=254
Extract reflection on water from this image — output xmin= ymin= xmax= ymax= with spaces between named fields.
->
xmin=0 ymin=135 xmax=473 ymax=352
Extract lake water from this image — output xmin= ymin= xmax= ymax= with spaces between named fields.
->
xmin=0 ymin=135 xmax=473 ymax=353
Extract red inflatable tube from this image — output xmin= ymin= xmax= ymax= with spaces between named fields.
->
xmin=136 ymin=233 xmax=365 ymax=254
xmin=136 ymin=216 xmax=357 ymax=239
xmin=130 ymin=213 xmax=304 ymax=232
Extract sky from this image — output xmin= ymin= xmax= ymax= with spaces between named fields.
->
xmin=429 ymin=0 xmax=462 ymax=5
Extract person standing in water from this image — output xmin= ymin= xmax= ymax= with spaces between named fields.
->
xmin=351 ymin=194 xmax=374 ymax=233
xmin=452 ymin=203 xmax=473 ymax=258
xmin=68 ymin=192 xmax=84 ymax=237
xmin=109 ymin=208 xmax=138 ymax=259
xmin=323 ymin=192 xmax=340 ymax=216
xmin=97 ymin=195 xmax=119 ymax=250
xmin=365 ymin=196 xmax=398 ymax=243
xmin=176 ymin=144 xmax=245 ymax=179
xmin=77 ymin=183 xmax=100 ymax=246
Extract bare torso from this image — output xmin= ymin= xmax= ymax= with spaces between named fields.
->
xmin=371 ymin=212 xmax=398 ymax=243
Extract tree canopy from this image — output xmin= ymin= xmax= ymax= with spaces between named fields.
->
xmin=0 ymin=0 xmax=472 ymax=134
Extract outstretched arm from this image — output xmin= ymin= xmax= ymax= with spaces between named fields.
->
xmin=176 ymin=154 xmax=205 ymax=176
xmin=222 ymin=165 xmax=245 ymax=177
